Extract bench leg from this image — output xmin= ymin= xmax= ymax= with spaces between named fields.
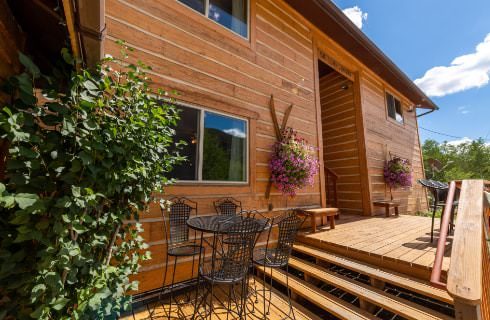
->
xmin=311 ymin=215 xmax=317 ymax=233
xmin=395 ymin=206 xmax=399 ymax=216
xmin=329 ymin=216 xmax=335 ymax=229
xmin=385 ymin=205 xmax=390 ymax=217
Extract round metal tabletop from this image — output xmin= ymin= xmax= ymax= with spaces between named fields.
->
xmin=187 ymin=215 xmax=270 ymax=234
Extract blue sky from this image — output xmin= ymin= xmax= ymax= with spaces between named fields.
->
xmin=334 ymin=0 xmax=490 ymax=145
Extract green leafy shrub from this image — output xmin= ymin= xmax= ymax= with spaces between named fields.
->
xmin=0 ymin=45 xmax=183 ymax=319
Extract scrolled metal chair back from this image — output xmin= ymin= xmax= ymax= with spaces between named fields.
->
xmin=214 ymin=197 xmax=242 ymax=216
xmin=269 ymin=210 xmax=304 ymax=266
xmin=161 ymin=197 xmax=197 ymax=247
xmin=211 ymin=217 xmax=261 ymax=281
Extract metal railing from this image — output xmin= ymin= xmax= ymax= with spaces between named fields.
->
xmin=430 ymin=180 xmax=457 ymax=288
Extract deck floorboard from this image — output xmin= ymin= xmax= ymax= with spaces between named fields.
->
xmin=297 ymin=214 xmax=452 ymax=280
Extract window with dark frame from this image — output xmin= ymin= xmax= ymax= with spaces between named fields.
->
xmin=178 ymin=0 xmax=249 ymax=38
xmin=386 ymin=92 xmax=404 ymax=124
xmin=169 ymin=104 xmax=248 ymax=183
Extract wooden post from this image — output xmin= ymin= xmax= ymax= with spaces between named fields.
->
xmin=265 ymin=95 xmax=293 ymax=200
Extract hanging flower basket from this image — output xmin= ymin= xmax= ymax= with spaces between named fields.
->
xmin=269 ymin=128 xmax=319 ymax=197
xmin=384 ymin=156 xmax=412 ymax=199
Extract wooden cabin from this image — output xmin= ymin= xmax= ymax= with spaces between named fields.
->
xmin=1 ymin=0 xmax=434 ymax=297
xmin=2 ymin=1 xmax=489 ymax=319
xmin=94 ymin=0 xmax=433 ymax=293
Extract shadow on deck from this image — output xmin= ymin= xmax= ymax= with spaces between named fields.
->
xmin=297 ymin=214 xmax=453 ymax=281
xmin=121 ymin=277 xmax=321 ymax=320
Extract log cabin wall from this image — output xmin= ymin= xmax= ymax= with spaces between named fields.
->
xmin=105 ymin=0 xmax=323 ymax=293
xmin=319 ymin=72 xmax=364 ymax=215
xmin=359 ymin=71 xmax=428 ymax=214
xmin=104 ymin=0 xmax=430 ymax=293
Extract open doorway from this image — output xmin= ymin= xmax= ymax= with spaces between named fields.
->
xmin=318 ymin=60 xmax=364 ymax=215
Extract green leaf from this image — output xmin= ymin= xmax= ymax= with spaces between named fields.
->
xmin=14 ymin=193 xmax=38 ymax=209
xmin=51 ymin=297 xmax=70 ymax=311
xmin=19 ymin=52 xmax=41 ymax=78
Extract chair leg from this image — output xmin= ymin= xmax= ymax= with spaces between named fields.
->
xmin=168 ymin=257 xmax=178 ymax=320
xmin=267 ymin=268 xmax=274 ymax=317
xmin=431 ymin=205 xmax=437 ymax=242
xmin=262 ymin=266 xmax=268 ymax=318
xmin=285 ymin=265 xmax=296 ymax=320
xmin=155 ymin=253 xmax=170 ymax=318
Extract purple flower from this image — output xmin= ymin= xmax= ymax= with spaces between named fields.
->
xmin=269 ymin=128 xmax=319 ymax=197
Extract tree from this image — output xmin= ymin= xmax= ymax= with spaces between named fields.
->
xmin=422 ymin=138 xmax=490 ymax=181
xmin=0 ymin=44 xmax=183 ymax=319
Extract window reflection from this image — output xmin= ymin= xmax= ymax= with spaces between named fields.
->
xmin=203 ymin=111 xmax=247 ymax=182
xmin=209 ymin=0 xmax=248 ymax=38
xmin=178 ymin=0 xmax=205 ymax=14
xmin=169 ymin=106 xmax=200 ymax=180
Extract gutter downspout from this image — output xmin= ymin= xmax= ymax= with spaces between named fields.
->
xmin=76 ymin=0 xmax=105 ymax=69
xmin=62 ymin=0 xmax=82 ymax=71
xmin=417 ymin=108 xmax=437 ymax=118
xmin=62 ymin=0 xmax=105 ymax=69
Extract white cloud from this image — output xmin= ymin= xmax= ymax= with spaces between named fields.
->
xmin=446 ymin=137 xmax=490 ymax=147
xmin=446 ymin=137 xmax=473 ymax=146
xmin=414 ymin=33 xmax=490 ymax=97
xmin=342 ymin=6 xmax=368 ymax=29
xmin=457 ymin=106 xmax=470 ymax=114
xmin=223 ymin=128 xmax=246 ymax=138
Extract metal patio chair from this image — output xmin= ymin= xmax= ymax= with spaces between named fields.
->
xmin=214 ymin=197 xmax=242 ymax=216
xmin=252 ymin=210 xmax=305 ymax=320
xmin=159 ymin=197 xmax=202 ymax=320
xmin=193 ymin=216 xmax=263 ymax=320
xmin=418 ymin=179 xmax=459 ymax=242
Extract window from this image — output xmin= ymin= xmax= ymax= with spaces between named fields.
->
xmin=386 ymin=92 xmax=404 ymax=124
xmin=170 ymin=104 xmax=248 ymax=183
xmin=178 ymin=0 xmax=249 ymax=38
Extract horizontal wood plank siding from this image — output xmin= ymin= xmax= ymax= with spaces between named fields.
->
xmin=319 ymin=72 xmax=363 ymax=214
xmin=360 ymin=71 xmax=428 ymax=214
xmin=106 ymin=0 xmax=321 ymax=293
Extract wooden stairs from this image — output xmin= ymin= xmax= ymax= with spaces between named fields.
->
xmin=257 ymin=243 xmax=455 ymax=320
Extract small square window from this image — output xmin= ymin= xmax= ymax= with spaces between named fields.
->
xmin=386 ymin=93 xmax=404 ymax=124
xmin=178 ymin=0 xmax=205 ymax=14
xmin=178 ymin=0 xmax=249 ymax=38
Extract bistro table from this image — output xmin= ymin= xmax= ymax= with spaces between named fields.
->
xmin=187 ymin=214 xmax=270 ymax=234
xmin=186 ymin=214 xmax=271 ymax=318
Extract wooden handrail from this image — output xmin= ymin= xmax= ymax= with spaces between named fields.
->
xmin=324 ymin=167 xmax=338 ymax=208
xmin=325 ymin=167 xmax=339 ymax=179
xmin=445 ymin=180 xmax=486 ymax=320
xmin=430 ymin=180 xmax=457 ymax=288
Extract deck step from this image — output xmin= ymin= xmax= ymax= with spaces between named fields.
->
xmin=293 ymin=243 xmax=453 ymax=305
xmin=288 ymin=257 xmax=453 ymax=320
xmin=256 ymin=265 xmax=377 ymax=320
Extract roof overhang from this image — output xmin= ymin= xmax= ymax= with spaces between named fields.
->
xmin=285 ymin=0 xmax=438 ymax=110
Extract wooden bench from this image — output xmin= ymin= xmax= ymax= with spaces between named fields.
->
xmin=299 ymin=208 xmax=339 ymax=233
xmin=373 ymin=200 xmax=400 ymax=217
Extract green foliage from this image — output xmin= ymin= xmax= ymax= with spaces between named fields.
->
xmin=0 ymin=44 xmax=183 ymax=319
xmin=422 ymin=138 xmax=490 ymax=181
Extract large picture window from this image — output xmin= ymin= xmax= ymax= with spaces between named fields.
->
xmin=178 ymin=0 xmax=249 ymax=38
xmin=170 ymin=104 xmax=248 ymax=183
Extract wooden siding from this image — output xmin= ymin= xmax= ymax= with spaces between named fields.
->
xmin=106 ymin=0 xmax=322 ymax=293
xmin=103 ymin=0 xmax=432 ymax=294
xmin=359 ymin=71 xmax=428 ymax=214
xmin=319 ymin=72 xmax=363 ymax=214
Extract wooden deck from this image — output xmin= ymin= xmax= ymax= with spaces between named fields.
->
xmin=297 ymin=214 xmax=453 ymax=280
xmin=121 ymin=277 xmax=321 ymax=320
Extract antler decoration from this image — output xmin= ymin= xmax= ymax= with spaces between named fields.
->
xmin=265 ymin=94 xmax=293 ymax=199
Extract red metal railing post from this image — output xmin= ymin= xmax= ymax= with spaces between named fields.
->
xmin=430 ymin=180 xmax=457 ymax=288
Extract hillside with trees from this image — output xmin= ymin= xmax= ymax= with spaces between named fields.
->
xmin=422 ymin=138 xmax=490 ymax=181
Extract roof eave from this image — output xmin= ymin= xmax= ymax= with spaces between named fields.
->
xmin=285 ymin=0 xmax=438 ymax=110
